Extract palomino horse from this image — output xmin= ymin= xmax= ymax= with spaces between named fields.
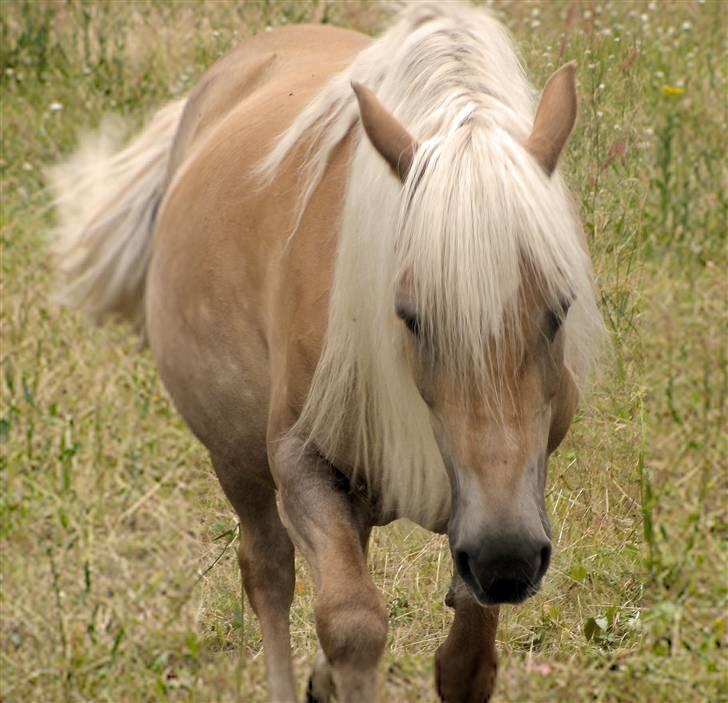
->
xmin=50 ymin=3 xmax=604 ymax=701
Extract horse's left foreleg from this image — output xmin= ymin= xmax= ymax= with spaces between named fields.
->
xmin=435 ymin=572 xmax=499 ymax=703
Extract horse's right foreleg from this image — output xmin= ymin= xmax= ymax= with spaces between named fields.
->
xmin=270 ymin=435 xmax=387 ymax=703
xmin=307 ymin=522 xmax=374 ymax=703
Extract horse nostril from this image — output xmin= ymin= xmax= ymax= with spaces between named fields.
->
xmin=453 ymin=546 xmax=486 ymax=596
xmin=454 ymin=548 xmax=472 ymax=581
xmin=538 ymin=543 xmax=552 ymax=578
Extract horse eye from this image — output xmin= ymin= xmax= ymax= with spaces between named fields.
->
xmin=545 ymin=298 xmax=572 ymax=341
xmin=396 ymin=305 xmax=421 ymax=337
xmin=545 ymin=310 xmax=563 ymax=341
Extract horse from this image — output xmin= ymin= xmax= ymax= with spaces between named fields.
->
xmin=49 ymin=2 xmax=604 ymax=701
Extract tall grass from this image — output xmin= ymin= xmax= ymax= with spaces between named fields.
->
xmin=1 ymin=1 xmax=725 ymax=701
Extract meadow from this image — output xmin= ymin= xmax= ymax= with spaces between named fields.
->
xmin=1 ymin=1 xmax=725 ymax=701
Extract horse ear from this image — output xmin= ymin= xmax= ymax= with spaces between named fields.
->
xmin=351 ymin=82 xmax=418 ymax=182
xmin=525 ymin=62 xmax=577 ymax=176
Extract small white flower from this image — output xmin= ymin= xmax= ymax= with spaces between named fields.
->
xmin=531 ymin=19 xmax=541 ymax=29
xmin=49 ymin=102 xmax=63 ymax=112
xmin=681 ymin=21 xmax=692 ymax=31
xmin=641 ymin=13 xmax=648 ymax=23
xmin=596 ymin=111 xmax=604 ymax=118
xmin=265 ymin=26 xmax=272 ymax=32
xmin=598 ymin=83 xmax=605 ymax=90
xmin=22 ymin=162 xmax=33 ymax=172
xmin=531 ymin=7 xmax=540 ymax=16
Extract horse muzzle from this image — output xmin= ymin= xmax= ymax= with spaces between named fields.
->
xmin=452 ymin=534 xmax=552 ymax=605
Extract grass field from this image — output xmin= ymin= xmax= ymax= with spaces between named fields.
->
xmin=1 ymin=1 xmax=726 ymax=701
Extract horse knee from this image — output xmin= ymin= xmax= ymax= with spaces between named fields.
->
xmin=314 ymin=587 xmax=388 ymax=669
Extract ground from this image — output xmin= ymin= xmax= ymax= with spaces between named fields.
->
xmin=1 ymin=1 xmax=725 ymax=702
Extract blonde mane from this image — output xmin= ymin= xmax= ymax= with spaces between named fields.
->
xmin=259 ymin=2 xmax=605 ymax=525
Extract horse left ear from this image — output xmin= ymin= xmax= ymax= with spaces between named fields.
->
xmin=526 ymin=62 xmax=577 ymax=176
xmin=351 ymin=82 xmax=418 ymax=182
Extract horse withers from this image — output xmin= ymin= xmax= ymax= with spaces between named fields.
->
xmin=50 ymin=3 xmax=604 ymax=701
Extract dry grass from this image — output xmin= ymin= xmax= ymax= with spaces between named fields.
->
xmin=1 ymin=1 xmax=726 ymax=702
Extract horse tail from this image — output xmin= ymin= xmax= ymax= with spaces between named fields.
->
xmin=48 ymin=98 xmax=186 ymax=333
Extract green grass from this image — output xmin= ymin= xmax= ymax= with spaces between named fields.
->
xmin=1 ymin=1 xmax=725 ymax=701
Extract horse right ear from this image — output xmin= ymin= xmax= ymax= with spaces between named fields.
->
xmin=351 ymin=82 xmax=418 ymax=183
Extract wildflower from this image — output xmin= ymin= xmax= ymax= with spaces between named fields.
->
xmin=49 ymin=102 xmax=63 ymax=112
xmin=661 ymin=85 xmax=684 ymax=97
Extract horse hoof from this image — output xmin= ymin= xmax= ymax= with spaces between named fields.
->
xmin=307 ymin=650 xmax=335 ymax=703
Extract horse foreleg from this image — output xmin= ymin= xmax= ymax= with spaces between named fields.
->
xmin=306 ymin=522 xmax=374 ymax=703
xmin=271 ymin=436 xmax=387 ymax=703
xmin=435 ymin=573 xmax=499 ymax=703
xmin=212 ymin=458 xmax=296 ymax=703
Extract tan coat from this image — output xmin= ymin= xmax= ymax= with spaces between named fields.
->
xmin=147 ymin=26 xmax=370 ymax=479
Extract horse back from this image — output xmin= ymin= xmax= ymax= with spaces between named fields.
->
xmin=147 ymin=25 xmax=368 ymax=465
